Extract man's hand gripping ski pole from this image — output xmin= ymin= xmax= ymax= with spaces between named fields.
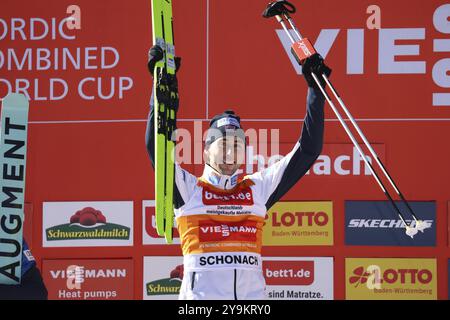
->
xmin=263 ymin=0 xmax=430 ymax=238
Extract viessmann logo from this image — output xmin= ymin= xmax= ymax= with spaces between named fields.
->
xmin=46 ymin=207 xmax=130 ymax=241
xmin=43 ymin=259 xmax=134 ymax=300
xmin=202 ymin=188 xmax=254 ymax=206
xmin=198 ymin=220 xmax=257 ymax=242
xmin=51 ymin=266 xmax=128 ymax=286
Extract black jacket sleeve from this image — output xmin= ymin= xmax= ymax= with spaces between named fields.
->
xmin=265 ymin=86 xmax=325 ymax=210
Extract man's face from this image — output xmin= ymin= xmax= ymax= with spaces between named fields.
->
xmin=205 ymin=135 xmax=245 ymax=176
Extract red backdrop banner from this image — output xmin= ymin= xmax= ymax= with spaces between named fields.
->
xmin=0 ymin=0 xmax=449 ymax=299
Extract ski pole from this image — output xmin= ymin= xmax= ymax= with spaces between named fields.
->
xmin=283 ymin=2 xmax=420 ymax=224
xmin=321 ymin=75 xmax=419 ymax=223
xmin=310 ymin=71 xmax=412 ymax=230
xmin=262 ymin=0 xmax=423 ymax=236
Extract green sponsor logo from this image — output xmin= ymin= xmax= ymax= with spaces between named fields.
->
xmin=46 ymin=223 xmax=130 ymax=241
xmin=146 ymin=278 xmax=181 ymax=296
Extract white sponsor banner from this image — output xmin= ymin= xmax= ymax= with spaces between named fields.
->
xmin=143 ymin=256 xmax=183 ymax=300
xmin=263 ymin=257 xmax=334 ymax=300
xmin=142 ymin=200 xmax=180 ymax=245
xmin=42 ymin=201 xmax=133 ymax=247
xmin=142 ymin=256 xmax=333 ymax=300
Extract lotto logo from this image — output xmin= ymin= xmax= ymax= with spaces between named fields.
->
xmin=270 ymin=211 xmax=329 ymax=227
xmin=349 ymin=266 xmax=433 ymax=288
xmin=345 ymin=258 xmax=437 ymax=300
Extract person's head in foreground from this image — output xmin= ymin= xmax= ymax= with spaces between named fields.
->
xmin=204 ymin=110 xmax=246 ymax=177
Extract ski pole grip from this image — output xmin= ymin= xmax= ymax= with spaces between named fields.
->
xmin=262 ymin=0 xmax=296 ymax=18
xmin=290 ymin=38 xmax=317 ymax=65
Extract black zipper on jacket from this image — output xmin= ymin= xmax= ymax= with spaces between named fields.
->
xmin=191 ymin=272 xmax=196 ymax=290
xmin=234 ymin=269 xmax=237 ymax=300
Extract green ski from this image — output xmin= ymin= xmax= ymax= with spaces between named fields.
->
xmin=151 ymin=0 xmax=178 ymax=243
